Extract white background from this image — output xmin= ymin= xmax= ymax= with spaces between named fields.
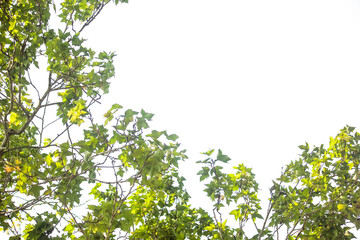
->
xmin=3 ymin=0 xmax=360 ymax=238
xmin=83 ymin=0 xmax=360 ymax=232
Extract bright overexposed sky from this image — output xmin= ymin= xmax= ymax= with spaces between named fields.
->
xmin=83 ymin=0 xmax=360 ymax=214
xmin=4 ymin=1 xmax=360 ymax=239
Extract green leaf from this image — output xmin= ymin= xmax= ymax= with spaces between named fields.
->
xmin=166 ymin=133 xmax=179 ymax=141
xmin=9 ymin=235 xmax=21 ymax=240
xmin=355 ymin=219 xmax=360 ymax=230
xmin=251 ymin=213 xmax=263 ymax=220
xmin=67 ymin=99 xmax=86 ymax=125
xmin=45 ymin=154 xmax=52 ymax=166
xmin=9 ymin=112 xmax=21 ymax=126
xmin=217 ymin=149 xmax=231 ymax=163
xmin=176 ymin=232 xmax=185 ymax=240
xmin=337 ymin=203 xmax=347 ymax=211
xmin=204 ymin=224 xmax=215 ymax=231
xmin=104 ymin=103 xmax=123 ymax=125
xmin=202 ymin=149 xmax=215 ymax=156
xmin=72 ymin=34 xmax=83 ymax=46
xmin=200 ymin=174 xmax=209 ymax=181
xmin=147 ymin=130 xmax=165 ymax=139
xmin=64 ymin=223 xmax=74 ymax=233
xmin=9 ymin=19 xmax=16 ymax=31
xmin=29 ymin=185 xmax=44 ymax=198
xmin=298 ymin=142 xmax=309 ymax=151
xmin=140 ymin=109 xmax=154 ymax=120
xmin=136 ymin=118 xmax=149 ymax=129
xmin=124 ymin=109 xmax=138 ymax=123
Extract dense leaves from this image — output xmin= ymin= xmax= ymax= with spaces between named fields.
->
xmin=1 ymin=0 xmax=360 ymax=239
xmin=266 ymin=126 xmax=360 ymax=239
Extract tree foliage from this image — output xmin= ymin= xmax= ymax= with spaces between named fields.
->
xmin=1 ymin=0 xmax=360 ymax=239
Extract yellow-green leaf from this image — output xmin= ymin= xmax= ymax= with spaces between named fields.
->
xmin=337 ymin=204 xmax=347 ymax=211
xmin=45 ymin=155 xmax=52 ymax=166
xmin=204 ymin=224 xmax=215 ymax=231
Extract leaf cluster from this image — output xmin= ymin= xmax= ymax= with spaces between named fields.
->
xmin=1 ymin=0 xmax=360 ymax=240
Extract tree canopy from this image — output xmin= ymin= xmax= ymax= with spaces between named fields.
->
xmin=1 ymin=0 xmax=360 ymax=239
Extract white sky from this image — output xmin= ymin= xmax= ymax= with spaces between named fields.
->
xmin=4 ymin=1 xmax=360 ymax=238
xmin=82 ymin=0 xmax=360 ymax=223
